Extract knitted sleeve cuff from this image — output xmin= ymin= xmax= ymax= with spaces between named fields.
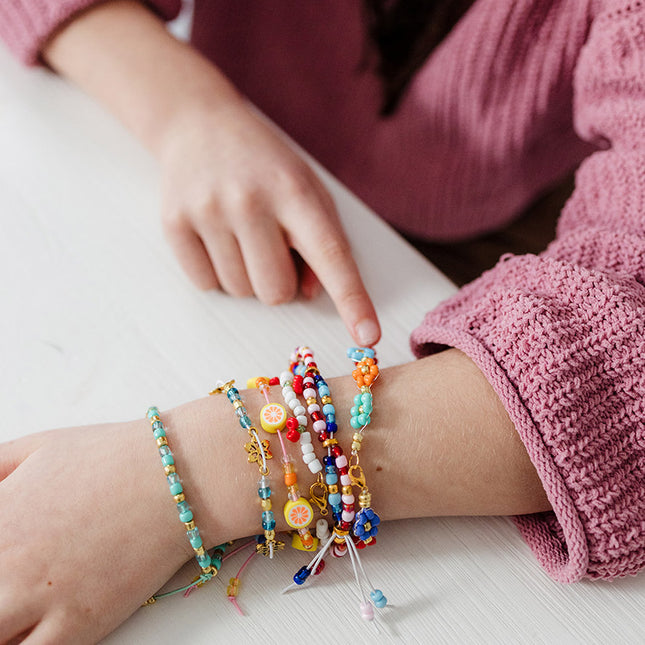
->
xmin=0 ymin=0 xmax=181 ymax=65
xmin=410 ymin=253 xmax=645 ymax=582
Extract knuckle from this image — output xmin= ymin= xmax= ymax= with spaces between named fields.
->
xmin=257 ymin=280 xmax=297 ymax=306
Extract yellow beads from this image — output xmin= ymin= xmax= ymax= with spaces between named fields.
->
xmin=284 ymin=497 xmax=314 ymax=529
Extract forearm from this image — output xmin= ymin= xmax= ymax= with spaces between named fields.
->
xmin=42 ymin=0 xmax=243 ymax=155
xmin=152 ymin=349 xmax=551 ymax=559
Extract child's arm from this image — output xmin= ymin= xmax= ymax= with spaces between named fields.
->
xmin=41 ymin=0 xmax=381 ymax=347
xmin=0 ymin=349 xmax=549 ymax=643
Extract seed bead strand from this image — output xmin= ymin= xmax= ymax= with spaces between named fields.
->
xmin=209 ymin=381 xmax=284 ymax=558
xmin=277 ymin=369 xmax=324 ymax=475
xmin=252 ymin=376 xmax=317 ymax=552
xmin=292 ymin=346 xmax=356 ymax=557
xmin=143 ymin=407 xmax=218 ymax=605
xmin=346 ymin=348 xmax=381 ymax=549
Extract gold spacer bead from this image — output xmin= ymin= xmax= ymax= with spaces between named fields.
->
xmin=265 ymin=530 xmax=276 ymax=540
xmin=174 ymin=492 xmax=186 ymax=503
xmin=361 ymin=386 xmax=370 ymax=393
xmin=233 ymin=400 xmax=244 ymax=410
xmin=184 ymin=520 xmax=196 ymax=531
xmin=149 ymin=415 xmax=161 ymax=423
xmin=351 ymin=442 xmax=362 ymax=452
xmin=322 ymin=438 xmax=338 ymax=448
xmin=306 ymin=397 xmax=317 ymax=406
xmin=327 ymin=484 xmax=338 ymax=494
xmin=261 ymin=498 xmax=272 ymax=511
xmin=352 ymin=433 xmax=363 ymax=442
xmin=342 ymin=485 xmax=353 ymax=495
xmin=156 ymin=436 xmax=168 ymax=447
xmin=359 ymin=490 xmax=372 ymax=508
xmin=194 ymin=545 xmax=205 ymax=556
xmin=164 ymin=464 xmax=176 ymax=475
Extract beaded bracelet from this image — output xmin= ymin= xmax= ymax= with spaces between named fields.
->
xmin=282 ymin=348 xmax=387 ymax=620
xmin=250 ymin=376 xmax=317 ymax=551
xmin=346 ymin=348 xmax=381 ymax=548
xmin=144 ymin=407 xmax=219 ymax=604
xmin=210 ymin=381 xmax=284 ymax=558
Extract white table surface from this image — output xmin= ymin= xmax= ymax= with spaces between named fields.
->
xmin=1 ymin=43 xmax=644 ymax=645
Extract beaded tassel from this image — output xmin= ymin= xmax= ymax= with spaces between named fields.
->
xmin=210 ymin=381 xmax=284 ymax=558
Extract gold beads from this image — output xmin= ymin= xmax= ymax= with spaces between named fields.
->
xmin=164 ymin=464 xmax=176 ymax=475
xmin=358 ymin=489 xmax=372 ymax=508
xmin=184 ymin=520 xmax=195 ymax=531
xmin=174 ymin=492 xmax=186 ymax=504
xmin=341 ymin=485 xmax=353 ymax=495
xmin=156 ymin=436 xmax=168 ymax=447
xmin=261 ymin=498 xmax=272 ymax=511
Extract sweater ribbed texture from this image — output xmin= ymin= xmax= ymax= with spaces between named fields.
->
xmin=2 ymin=0 xmax=644 ymax=582
xmin=0 ymin=0 xmax=180 ymax=64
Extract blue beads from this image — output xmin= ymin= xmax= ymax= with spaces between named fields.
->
xmin=187 ymin=527 xmax=202 ymax=549
xmin=227 ymin=387 xmax=240 ymax=402
xmin=293 ymin=565 xmax=311 ymax=585
xmin=148 ymin=407 xmax=211 ymax=574
xmin=353 ymin=508 xmax=380 ymax=540
xmin=370 ymin=589 xmax=387 ymax=608
xmin=317 ymin=384 xmax=330 ymax=397
xmin=196 ymin=552 xmax=212 ymax=569
xmin=258 ymin=485 xmax=271 ymax=499
xmin=177 ymin=500 xmax=193 ymax=523
xmin=326 ymin=421 xmax=338 ymax=434
xmin=239 ymin=415 xmax=253 ymax=430
xmin=323 ymin=455 xmax=334 ymax=466
xmin=322 ymin=403 xmax=335 ymax=416
xmin=167 ymin=473 xmax=183 ymax=496
xmin=262 ymin=510 xmax=276 ymax=531
xmin=347 ymin=347 xmax=375 ymax=361
xmin=328 ymin=492 xmax=341 ymax=507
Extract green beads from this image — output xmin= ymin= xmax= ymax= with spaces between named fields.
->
xmin=147 ymin=406 xmax=214 ymax=577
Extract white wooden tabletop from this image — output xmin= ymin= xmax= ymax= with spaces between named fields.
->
xmin=1 ymin=43 xmax=643 ymax=645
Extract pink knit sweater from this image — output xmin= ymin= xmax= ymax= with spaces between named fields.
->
xmin=3 ymin=0 xmax=645 ymax=583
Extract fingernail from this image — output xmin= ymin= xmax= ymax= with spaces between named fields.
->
xmin=355 ymin=319 xmax=380 ymax=347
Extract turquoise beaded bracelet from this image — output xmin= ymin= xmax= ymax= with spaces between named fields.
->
xmin=144 ymin=407 xmax=218 ymax=603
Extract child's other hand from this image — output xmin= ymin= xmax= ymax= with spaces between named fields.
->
xmin=0 ymin=424 xmax=186 ymax=644
xmin=157 ymin=100 xmax=381 ymax=347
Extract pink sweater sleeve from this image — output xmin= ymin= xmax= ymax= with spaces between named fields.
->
xmin=411 ymin=0 xmax=645 ymax=583
xmin=0 ymin=0 xmax=181 ymax=64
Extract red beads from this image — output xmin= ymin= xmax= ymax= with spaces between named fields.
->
xmin=286 ymin=427 xmax=300 ymax=443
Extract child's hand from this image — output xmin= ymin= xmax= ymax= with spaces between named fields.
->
xmin=157 ymin=100 xmax=381 ymax=347
xmin=0 ymin=424 xmax=188 ymax=644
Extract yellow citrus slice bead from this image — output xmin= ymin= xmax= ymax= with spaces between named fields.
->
xmin=284 ymin=497 xmax=314 ymax=529
xmin=260 ymin=402 xmax=287 ymax=433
